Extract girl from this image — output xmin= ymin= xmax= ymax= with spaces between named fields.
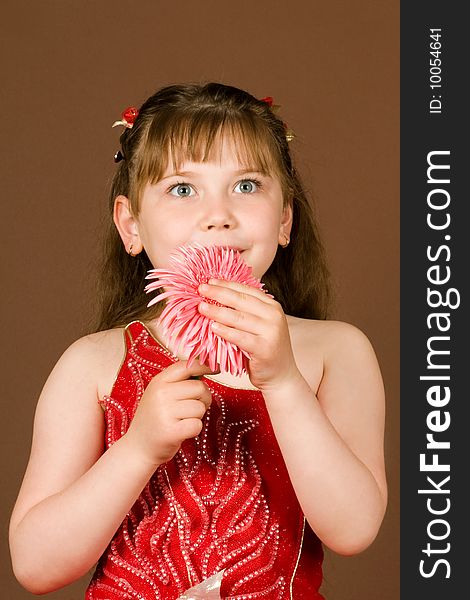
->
xmin=9 ymin=82 xmax=387 ymax=599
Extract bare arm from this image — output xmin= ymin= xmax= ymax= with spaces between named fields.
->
xmin=196 ymin=280 xmax=388 ymax=556
xmin=9 ymin=332 xmax=214 ymax=594
xmin=262 ymin=321 xmax=387 ymax=555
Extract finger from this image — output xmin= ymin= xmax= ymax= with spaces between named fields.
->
xmin=207 ymin=279 xmax=275 ymax=301
xmin=198 ymin=301 xmax=261 ymax=334
xmin=173 ymin=399 xmax=208 ymax=420
xmin=163 ymin=380 xmax=213 ymax=409
xmin=157 ymin=359 xmax=218 ymax=383
xmin=209 ymin=321 xmax=257 ymax=354
xmin=198 ymin=283 xmax=274 ymax=317
xmin=182 ymin=381 xmax=212 ymax=409
xmin=176 ymin=417 xmax=204 ymax=440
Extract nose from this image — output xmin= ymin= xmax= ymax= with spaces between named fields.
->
xmin=200 ymin=195 xmax=237 ymax=231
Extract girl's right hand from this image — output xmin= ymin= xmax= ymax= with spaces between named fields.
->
xmin=123 ymin=360 xmax=216 ymax=467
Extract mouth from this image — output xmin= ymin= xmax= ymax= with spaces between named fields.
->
xmin=201 ymin=243 xmax=246 ymax=254
xmin=187 ymin=242 xmax=248 ymax=258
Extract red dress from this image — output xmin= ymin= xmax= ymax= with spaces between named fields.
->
xmin=86 ymin=321 xmax=324 ymax=599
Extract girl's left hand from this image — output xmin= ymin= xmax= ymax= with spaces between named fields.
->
xmin=197 ymin=279 xmax=302 ymax=391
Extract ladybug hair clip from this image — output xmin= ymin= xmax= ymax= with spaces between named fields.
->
xmin=112 ymin=106 xmax=139 ymax=129
xmin=259 ymin=96 xmax=280 ymax=111
xmin=259 ymin=96 xmax=295 ymax=142
xmin=112 ymin=106 xmax=139 ymax=162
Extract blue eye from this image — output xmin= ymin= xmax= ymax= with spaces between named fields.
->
xmin=234 ymin=179 xmax=262 ymax=194
xmin=168 ymin=182 xmax=194 ymax=197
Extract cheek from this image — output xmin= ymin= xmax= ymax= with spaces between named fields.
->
xmin=260 ymin=213 xmax=284 ymax=240
xmin=141 ymin=227 xmax=196 ymax=270
xmin=245 ymin=201 xmax=282 ymax=229
xmin=140 ymin=210 xmax=189 ymax=243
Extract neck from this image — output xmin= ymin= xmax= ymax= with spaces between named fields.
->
xmin=145 ymin=318 xmax=189 ymax=360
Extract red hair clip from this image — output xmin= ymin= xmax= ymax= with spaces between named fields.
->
xmin=259 ymin=96 xmax=281 ymax=112
xmin=112 ymin=106 xmax=139 ymax=129
xmin=259 ymin=96 xmax=274 ymax=107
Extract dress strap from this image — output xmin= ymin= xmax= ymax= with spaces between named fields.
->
xmin=123 ymin=320 xmax=147 ymax=347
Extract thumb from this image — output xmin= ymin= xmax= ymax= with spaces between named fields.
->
xmin=189 ymin=363 xmax=221 ymax=380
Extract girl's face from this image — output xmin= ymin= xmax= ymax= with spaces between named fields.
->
xmin=118 ymin=136 xmax=292 ymax=280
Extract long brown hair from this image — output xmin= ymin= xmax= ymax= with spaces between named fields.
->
xmin=90 ymin=82 xmax=331 ymax=333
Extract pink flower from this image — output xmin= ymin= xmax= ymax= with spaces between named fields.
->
xmin=145 ymin=244 xmax=269 ymax=376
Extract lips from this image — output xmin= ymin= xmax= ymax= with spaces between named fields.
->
xmin=197 ymin=244 xmax=246 ymax=254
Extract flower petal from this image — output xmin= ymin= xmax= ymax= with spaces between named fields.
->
xmin=144 ymin=244 xmax=268 ymax=376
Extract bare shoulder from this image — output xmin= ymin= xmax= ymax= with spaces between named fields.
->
xmin=66 ymin=327 xmax=127 ymax=399
xmin=312 ymin=319 xmax=383 ymax=384
xmin=287 ymin=316 xmax=380 ymax=371
xmin=288 ymin=315 xmax=374 ymax=350
xmin=287 ymin=316 xmax=379 ymax=395
xmin=42 ymin=326 xmax=125 ymax=401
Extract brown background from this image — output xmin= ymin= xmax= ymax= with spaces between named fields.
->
xmin=1 ymin=1 xmax=399 ymax=598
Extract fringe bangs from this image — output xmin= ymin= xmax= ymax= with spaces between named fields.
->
xmin=130 ymin=109 xmax=287 ymax=211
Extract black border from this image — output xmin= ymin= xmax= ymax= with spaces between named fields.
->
xmin=401 ymin=3 xmax=467 ymax=597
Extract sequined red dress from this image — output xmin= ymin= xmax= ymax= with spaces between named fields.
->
xmin=86 ymin=321 xmax=324 ymax=599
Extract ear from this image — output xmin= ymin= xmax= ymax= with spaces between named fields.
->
xmin=278 ymin=199 xmax=293 ymax=245
xmin=113 ymin=195 xmax=144 ymax=255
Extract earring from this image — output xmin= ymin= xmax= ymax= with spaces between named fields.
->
xmin=280 ymin=234 xmax=290 ymax=249
xmin=128 ymin=244 xmax=135 ymax=257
